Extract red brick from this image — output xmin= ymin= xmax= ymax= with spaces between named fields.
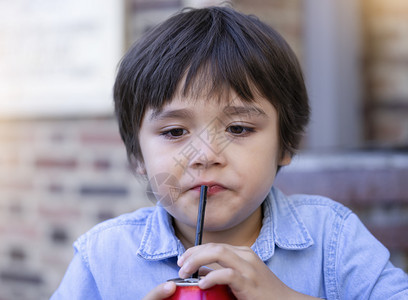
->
xmin=80 ymin=133 xmax=122 ymax=144
xmin=131 ymin=0 xmax=181 ymax=11
xmin=0 ymin=130 xmax=35 ymax=144
xmin=0 ymin=224 xmax=39 ymax=239
xmin=0 ymin=152 xmax=20 ymax=168
xmin=35 ymin=158 xmax=77 ymax=169
xmin=93 ymin=159 xmax=111 ymax=170
xmin=0 ymin=270 xmax=43 ymax=285
xmin=368 ymin=224 xmax=408 ymax=251
xmin=0 ymin=178 xmax=33 ymax=190
xmin=275 ymin=168 xmax=408 ymax=207
xmin=79 ymin=185 xmax=129 ymax=197
xmin=38 ymin=205 xmax=81 ymax=219
xmin=48 ymin=183 xmax=64 ymax=193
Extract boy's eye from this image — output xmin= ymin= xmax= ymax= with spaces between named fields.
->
xmin=228 ymin=125 xmax=244 ymax=134
xmin=226 ymin=125 xmax=254 ymax=136
xmin=160 ymin=128 xmax=187 ymax=139
xmin=168 ymin=128 xmax=185 ymax=136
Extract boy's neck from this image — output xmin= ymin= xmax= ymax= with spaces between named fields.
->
xmin=173 ymin=206 xmax=263 ymax=249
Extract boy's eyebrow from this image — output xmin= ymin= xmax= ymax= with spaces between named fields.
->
xmin=149 ymin=108 xmax=194 ymax=122
xmin=223 ymin=105 xmax=267 ymax=118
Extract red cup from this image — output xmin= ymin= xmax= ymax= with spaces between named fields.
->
xmin=164 ymin=278 xmax=237 ymax=300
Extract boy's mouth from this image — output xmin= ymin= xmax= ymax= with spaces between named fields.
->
xmin=191 ymin=182 xmax=226 ymax=196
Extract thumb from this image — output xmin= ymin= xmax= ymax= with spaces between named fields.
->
xmin=143 ymin=281 xmax=176 ymax=300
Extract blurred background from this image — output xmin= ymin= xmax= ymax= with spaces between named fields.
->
xmin=0 ymin=0 xmax=407 ymax=299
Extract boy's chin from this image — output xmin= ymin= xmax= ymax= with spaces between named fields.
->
xmin=173 ymin=214 xmax=235 ymax=232
xmin=200 ymin=217 xmax=240 ymax=233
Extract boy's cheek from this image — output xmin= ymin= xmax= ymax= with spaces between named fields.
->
xmin=146 ymin=171 xmax=183 ymax=207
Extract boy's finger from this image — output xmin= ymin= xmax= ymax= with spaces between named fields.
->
xmin=142 ymin=281 xmax=176 ymax=300
xmin=198 ymin=268 xmax=239 ymax=289
xmin=178 ymin=243 xmax=237 ymax=266
xmin=179 ymin=244 xmax=253 ymax=278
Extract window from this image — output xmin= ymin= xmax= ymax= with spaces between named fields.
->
xmin=0 ymin=0 xmax=124 ymax=118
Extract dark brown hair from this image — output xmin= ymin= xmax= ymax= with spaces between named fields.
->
xmin=113 ymin=6 xmax=309 ymax=167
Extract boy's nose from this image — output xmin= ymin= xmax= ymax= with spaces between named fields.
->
xmin=187 ymin=131 xmax=228 ymax=169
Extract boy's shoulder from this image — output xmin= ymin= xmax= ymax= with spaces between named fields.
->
xmin=285 ymin=192 xmax=353 ymax=220
xmin=91 ymin=206 xmax=154 ymax=232
xmin=75 ymin=206 xmax=155 ymax=247
xmin=271 ymin=191 xmax=357 ymax=251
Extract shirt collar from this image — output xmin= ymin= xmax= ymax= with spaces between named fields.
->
xmin=138 ymin=187 xmax=314 ymax=261
xmin=252 ymin=187 xmax=314 ymax=261
xmin=137 ymin=205 xmax=185 ymax=260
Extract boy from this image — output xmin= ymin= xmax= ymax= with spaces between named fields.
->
xmin=52 ymin=6 xmax=408 ymax=299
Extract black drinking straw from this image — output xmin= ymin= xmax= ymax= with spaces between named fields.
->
xmin=192 ymin=185 xmax=208 ymax=279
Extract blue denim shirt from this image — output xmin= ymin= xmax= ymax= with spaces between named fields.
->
xmin=51 ymin=187 xmax=408 ymax=299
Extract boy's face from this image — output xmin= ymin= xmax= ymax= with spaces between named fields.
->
xmin=138 ymin=91 xmax=291 ymax=232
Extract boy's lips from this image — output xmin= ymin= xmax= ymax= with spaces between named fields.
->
xmin=190 ymin=182 xmax=226 ymax=195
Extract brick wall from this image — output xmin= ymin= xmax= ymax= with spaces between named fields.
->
xmin=126 ymin=0 xmax=304 ymax=60
xmin=234 ymin=0 xmax=303 ymax=60
xmin=0 ymin=117 xmax=151 ymax=300
xmin=1 ymin=1 xmax=407 ymax=299
xmin=363 ymin=0 xmax=408 ymax=146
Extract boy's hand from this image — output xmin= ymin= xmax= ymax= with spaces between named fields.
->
xmin=177 ymin=243 xmax=317 ymax=300
xmin=142 ymin=281 xmax=176 ymax=300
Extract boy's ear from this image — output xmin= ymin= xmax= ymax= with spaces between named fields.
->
xmin=278 ymin=151 xmax=292 ymax=167
xmin=130 ymin=153 xmax=147 ymax=176
xmin=136 ymin=162 xmax=147 ymax=176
